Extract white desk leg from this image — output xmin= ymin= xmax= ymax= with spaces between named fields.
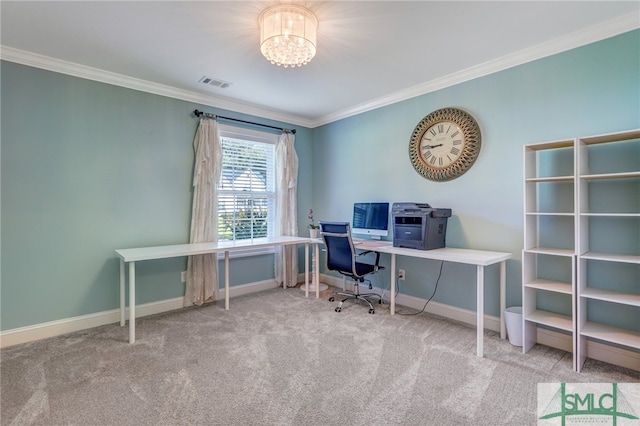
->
xmin=119 ymin=259 xmax=125 ymax=327
xmin=476 ymin=265 xmax=484 ymax=357
xmin=304 ymin=243 xmax=309 ymax=298
xmin=128 ymin=261 xmax=136 ymax=344
xmin=390 ymin=254 xmax=396 ymax=315
xmin=500 ymin=261 xmax=506 ymax=340
xmin=314 ymin=243 xmax=320 ymax=299
xmin=224 ymin=251 xmax=230 ymax=310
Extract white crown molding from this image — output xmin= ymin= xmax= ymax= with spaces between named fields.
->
xmin=311 ymin=11 xmax=640 ymax=127
xmin=1 ymin=11 xmax=638 ymax=129
xmin=0 ymin=46 xmax=316 ymax=129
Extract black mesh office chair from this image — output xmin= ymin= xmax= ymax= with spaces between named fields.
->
xmin=319 ymin=221 xmax=384 ymax=314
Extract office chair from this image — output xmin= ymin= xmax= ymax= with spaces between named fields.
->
xmin=319 ymin=221 xmax=384 ymax=314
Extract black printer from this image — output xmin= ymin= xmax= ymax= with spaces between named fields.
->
xmin=392 ymin=202 xmax=452 ymax=250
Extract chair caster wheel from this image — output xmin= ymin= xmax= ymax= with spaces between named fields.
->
xmin=328 ymin=296 xmax=335 ymax=302
xmin=369 ymin=308 xmax=375 ymax=314
xmin=335 ymin=307 xmax=342 ymax=312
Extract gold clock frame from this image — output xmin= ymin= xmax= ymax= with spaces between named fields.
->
xmin=409 ymin=107 xmax=481 ymax=182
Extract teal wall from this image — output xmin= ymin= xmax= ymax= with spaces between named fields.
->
xmin=0 ymin=62 xmax=314 ymax=330
xmin=1 ymin=30 xmax=638 ymax=332
xmin=311 ymin=30 xmax=640 ymax=317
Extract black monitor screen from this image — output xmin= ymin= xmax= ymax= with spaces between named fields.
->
xmin=352 ymin=202 xmax=390 ymax=237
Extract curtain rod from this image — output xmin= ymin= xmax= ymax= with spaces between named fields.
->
xmin=193 ymin=109 xmax=296 ymax=134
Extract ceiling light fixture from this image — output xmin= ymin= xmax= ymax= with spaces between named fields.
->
xmin=258 ymin=4 xmax=318 ymax=68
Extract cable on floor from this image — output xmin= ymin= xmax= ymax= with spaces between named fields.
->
xmin=394 ymin=260 xmax=444 ymax=316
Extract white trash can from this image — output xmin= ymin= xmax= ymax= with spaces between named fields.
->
xmin=504 ymin=306 xmax=523 ymax=347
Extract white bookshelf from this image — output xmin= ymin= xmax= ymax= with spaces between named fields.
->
xmin=575 ymin=129 xmax=640 ymax=371
xmin=522 ymin=139 xmax=577 ymax=369
xmin=523 ymin=129 xmax=640 ymax=372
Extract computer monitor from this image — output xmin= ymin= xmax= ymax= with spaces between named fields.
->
xmin=352 ymin=202 xmax=390 ymax=238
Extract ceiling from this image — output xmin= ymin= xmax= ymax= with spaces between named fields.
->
xmin=1 ymin=1 xmax=639 ymax=127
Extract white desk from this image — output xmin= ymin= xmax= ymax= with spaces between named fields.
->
xmin=358 ymin=241 xmax=511 ymax=358
xmin=116 ymin=236 xmax=318 ymax=343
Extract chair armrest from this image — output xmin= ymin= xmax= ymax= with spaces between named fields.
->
xmin=355 ymin=250 xmax=382 ymax=266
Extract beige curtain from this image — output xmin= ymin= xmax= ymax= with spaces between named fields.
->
xmin=274 ymin=131 xmax=299 ymax=287
xmin=184 ymin=118 xmax=222 ymax=306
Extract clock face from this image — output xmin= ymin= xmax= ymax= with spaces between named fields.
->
xmin=419 ymin=121 xmax=465 ymax=169
xmin=409 ymin=108 xmax=481 ymax=182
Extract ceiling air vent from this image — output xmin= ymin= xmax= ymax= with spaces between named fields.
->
xmin=198 ymin=76 xmax=232 ymax=89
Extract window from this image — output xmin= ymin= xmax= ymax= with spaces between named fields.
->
xmin=217 ymin=124 xmax=277 ymax=242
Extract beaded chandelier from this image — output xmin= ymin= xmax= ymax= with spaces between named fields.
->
xmin=259 ymin=5 xmax=318 ymax=68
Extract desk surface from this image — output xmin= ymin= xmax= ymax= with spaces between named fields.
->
xmin=117 ymin=235 xmax=315 ymax=344
xmin=116 ymin=236 xmax=312 ymax=262
xmin=356 ymin=240 xmax=511 ymax=266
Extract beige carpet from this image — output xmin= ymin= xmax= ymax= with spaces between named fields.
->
xmin=1 ymin=288 xmax=638 ymax=425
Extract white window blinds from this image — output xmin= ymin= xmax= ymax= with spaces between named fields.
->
xmin=218 ymin=136 xmax=275 ymax=241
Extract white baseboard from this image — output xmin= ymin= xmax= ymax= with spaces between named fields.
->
xmin=320 ymin=274 xmax=639 ymax=372
xmin=0 ymin=297 xmax=184 ymax=349
xmin=537 ymin=327 xmax=640 ymax=372
xmin=536 ymin=327 xmax=573 ymax=353
xmin=318 ymin=274 xmax=501 ymax=332
xmin=3 ymin=274 xmax=638 ymax=372
xmin=586 ymin=340 xmax=640 ymax=372
xmin=0 ymin=279 xmax=278 ymax=349
xmin=217 ymin=279 xmax=279 ymax=299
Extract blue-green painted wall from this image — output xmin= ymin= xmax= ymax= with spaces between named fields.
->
xmin=0 ymin=62 xmax=314 ymax=330
xmin=311 ymin=30 xmax=639 ymax=320
xmin=1 ymin=30 xmax=638 ymax=332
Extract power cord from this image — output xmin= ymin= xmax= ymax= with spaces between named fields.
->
xmin=394 ymin=260 xmax=444 ymax=316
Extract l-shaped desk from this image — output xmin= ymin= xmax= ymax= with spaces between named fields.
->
xmin=356 ymin=240 xmax=511 ymax=358
xmin=117 ymin=236 xmax=510 ymax=358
